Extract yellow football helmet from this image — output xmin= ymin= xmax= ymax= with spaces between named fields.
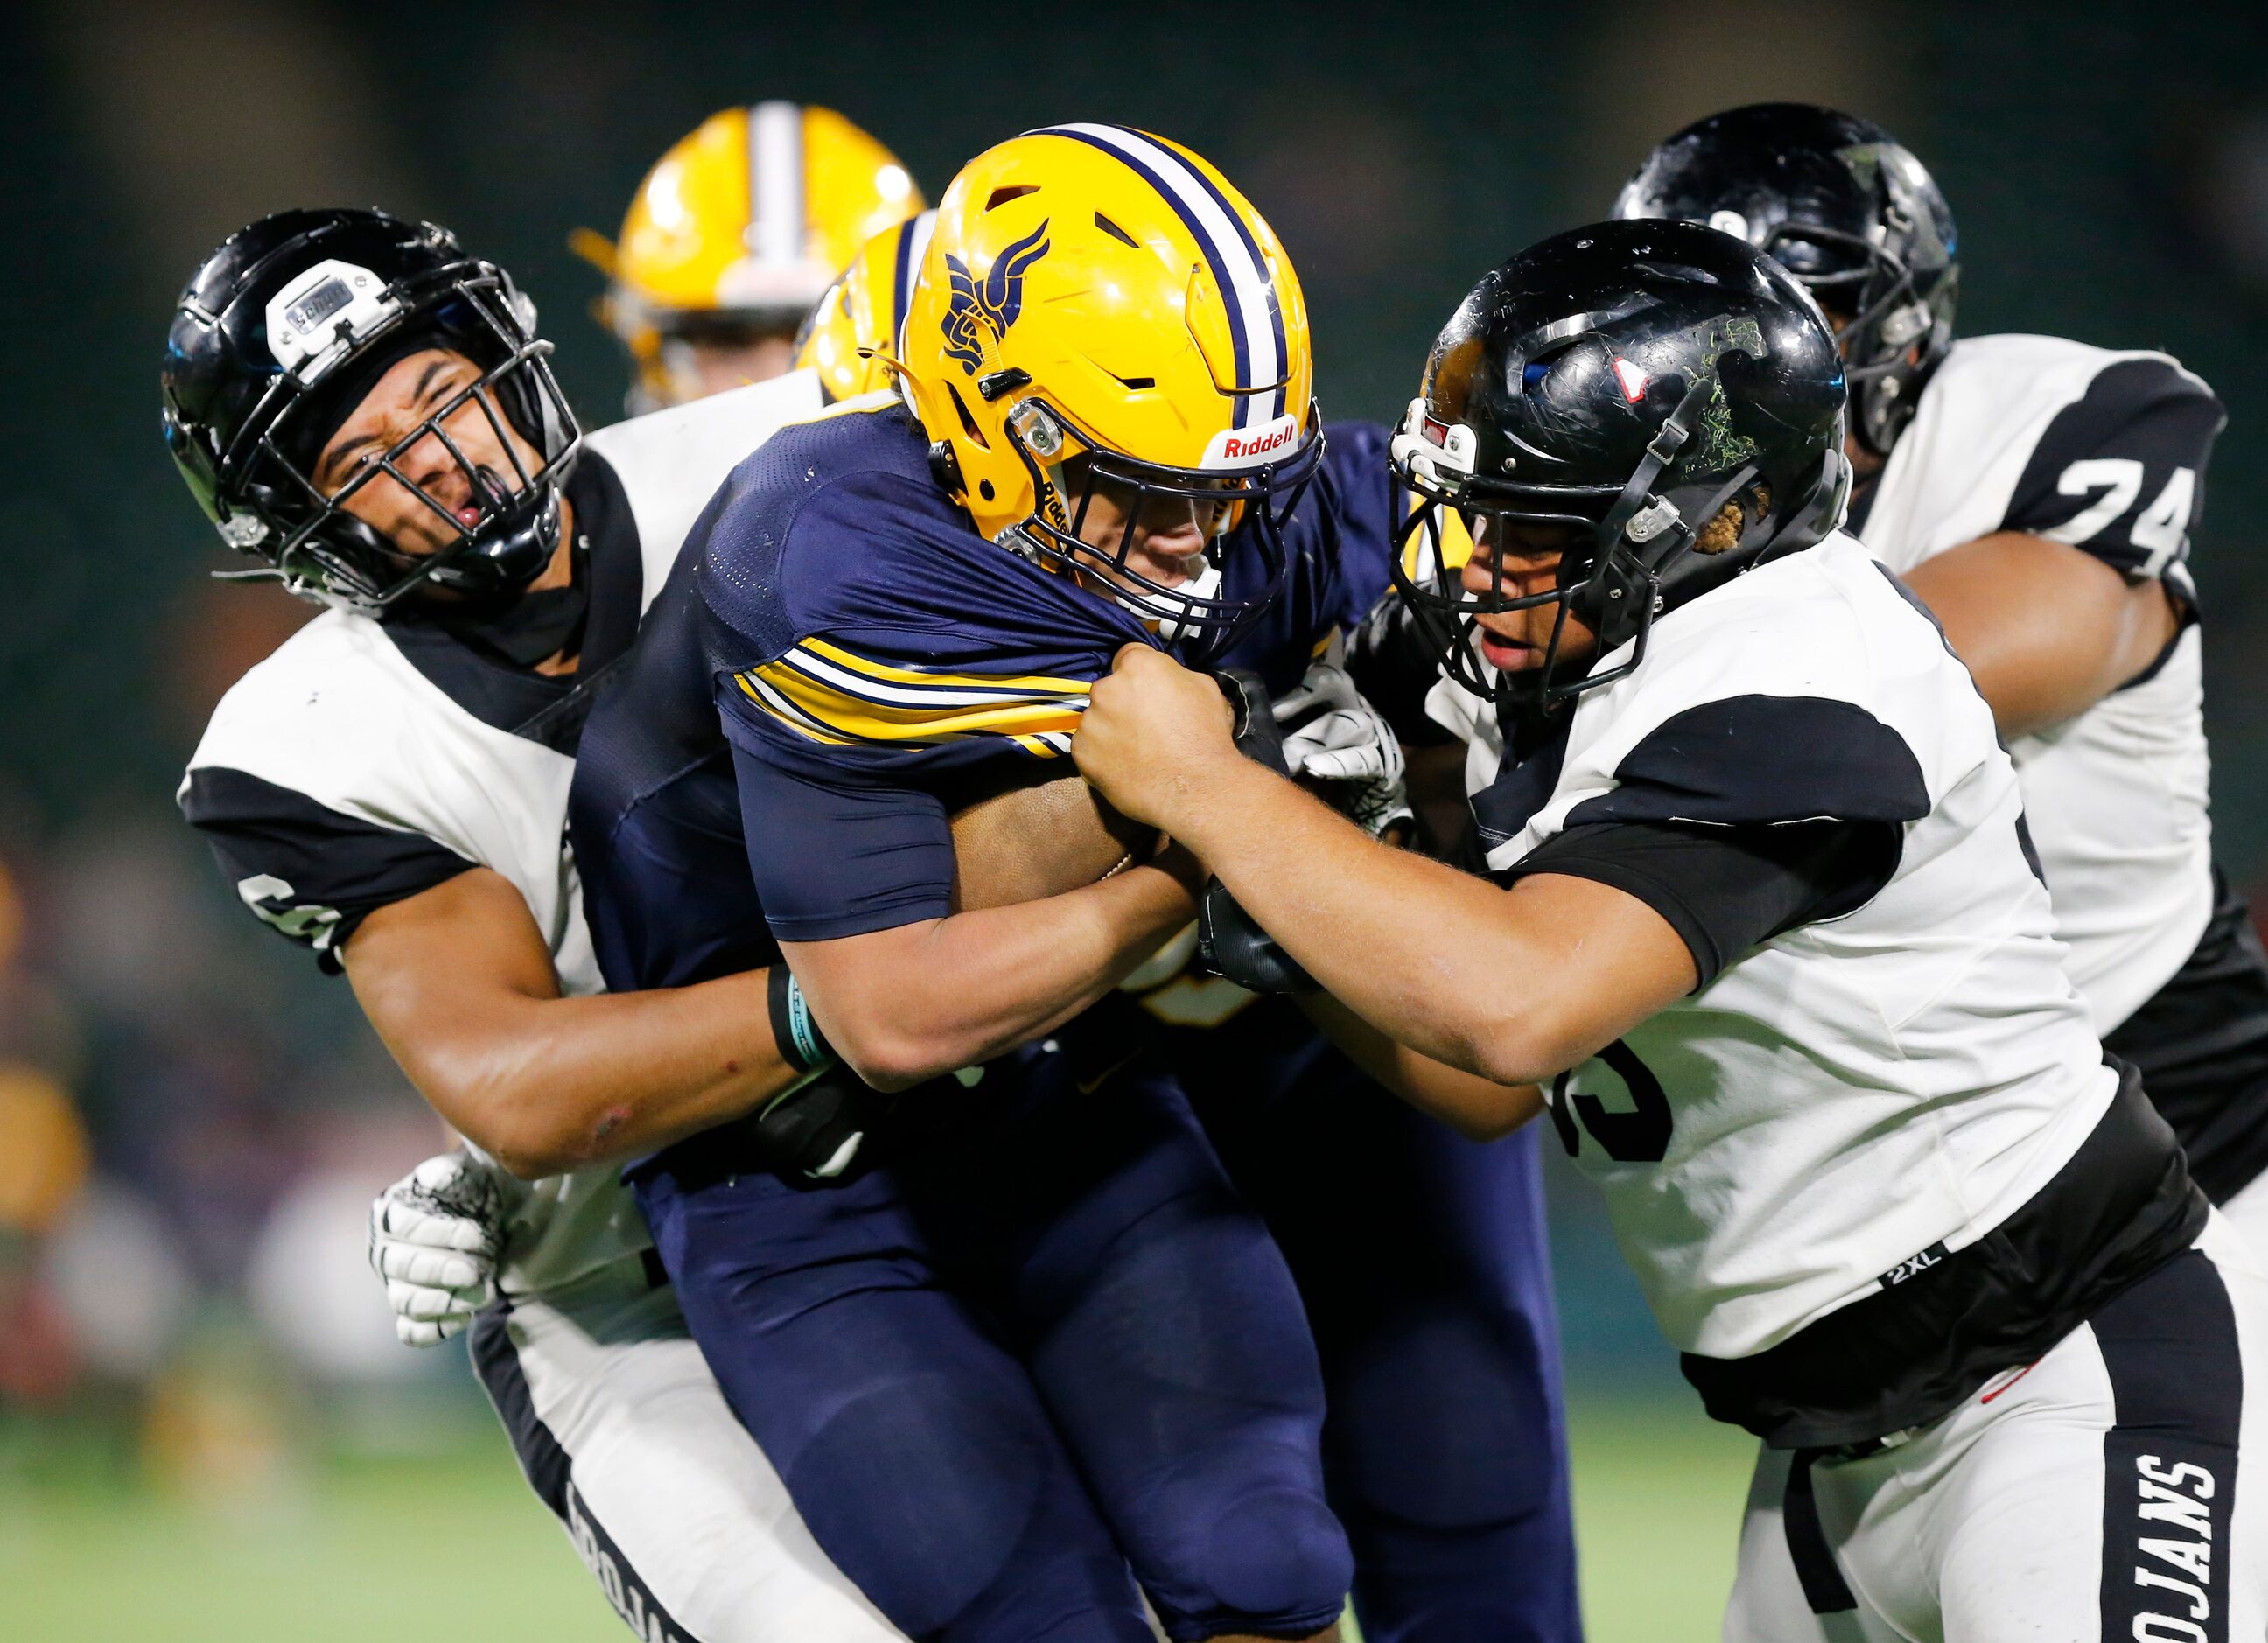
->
xmin=794 ymin=209 xmax=937 ymax=403
xmin=578 ymin=103 xmax=924 ymax=410
xmin=0 ymin=1065 xmax=88 ymax=1237
xmin=897 ymin=124 xmax=1320 ymax=661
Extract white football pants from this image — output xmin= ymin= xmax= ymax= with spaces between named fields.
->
xmin=1721 ymin=1213 xmax=2268 ymax=1642
xmin=468 ymin=1256 xmax=904 ymax=1643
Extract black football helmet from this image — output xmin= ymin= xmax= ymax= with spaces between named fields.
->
xmin=1390 ymin=219 xmax=1850 ymax=706
xmin=161 ymin=208 xmax=580 ymax=611
xmin=1612 ymin=103 xmax=1957 ymax=459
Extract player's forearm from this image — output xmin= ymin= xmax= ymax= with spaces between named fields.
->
xmin=1172 ymin=761 xmax=1642 ymax=1087
xmin=785 ymin=861 xmax=1198 ymax=1092
xmin=1298 ymin=993 xmax=1543 ymax=1140
xmin=365 ymin=968 xmax=801 ymax=1178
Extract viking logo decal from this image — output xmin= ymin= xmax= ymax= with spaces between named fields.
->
xmin=940 ymin=220 xmax=1052 ymax=376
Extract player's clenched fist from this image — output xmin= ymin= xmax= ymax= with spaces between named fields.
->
xmin=1074 ymin=645 xmax=1240 ymax=830
xmin=368 ymin=1151 xmax=504 ymax=1346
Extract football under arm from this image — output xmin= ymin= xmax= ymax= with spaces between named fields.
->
xmin=1900 ymin=530 xmax=2181 ymax=740
xmin=781 ymin=776 xmax=1203 ymax=1093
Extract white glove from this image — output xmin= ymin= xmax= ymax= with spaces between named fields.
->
xmin=368 ymin=1151 xmax=504 ymax=1347
xmin=1273 ymin=642 xmax=1414 ymax=839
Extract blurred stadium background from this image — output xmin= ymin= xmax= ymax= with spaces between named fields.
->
xmin=4 ymin=1 xmax=2266 ymax=1635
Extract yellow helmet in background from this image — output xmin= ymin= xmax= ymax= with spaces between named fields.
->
xmin=0 ymin=1066 xmax=88 ymax=1237
xmin=794 ymin=209 xmax=937 ymax=403
xmin=897 ymin=124 xmax=1320 ymax=661
xmin=580 ymin=103 xmax=925 ymax=410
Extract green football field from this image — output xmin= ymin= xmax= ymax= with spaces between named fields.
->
xmin=0 ymin=1392 xmax=1754 ymax=1641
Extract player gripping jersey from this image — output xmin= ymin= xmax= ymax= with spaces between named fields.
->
xmin=575 ymin=128 xmax=1368 ymax=1643
xmin=166 ymin=208 xmax=898 ymax=1643
xmin=1074 ymin=220 xmax=2268 ymax=1643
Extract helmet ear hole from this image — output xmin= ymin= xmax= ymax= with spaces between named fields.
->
xmin=1696 ymin=484 xmax=1771 ymax=556
xmin=944 ymin=381 xmax=990 ymax=449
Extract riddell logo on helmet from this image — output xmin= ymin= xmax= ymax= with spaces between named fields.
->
xmin=1203 ymin=414 xmax=1300 ymax=470
xmin=1222 ymin=423 xmax=1296 ymax=460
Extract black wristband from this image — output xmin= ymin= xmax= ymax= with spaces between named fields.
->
xmin=1197 ymin=881 xmax=1317 ymax=994
xmin=766 ymin=966 xmax=836 ymax=1073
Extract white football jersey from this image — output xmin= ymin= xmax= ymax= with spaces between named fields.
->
xmin=1453 ymin=533 xmax=2117 ymax=1360
xmin=180 ymin=371 xmax=825 ymax=1297
xmin=1854 ymin=334 xmax=2223 ymax=1033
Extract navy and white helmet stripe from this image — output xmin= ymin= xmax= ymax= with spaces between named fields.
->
xmin=1030 ymin=123 xmax=1288 ymax=428
xmin=890 ymin=210 xmax=938 ymax=360
xmin=747 ymin=101 xmax=806 ymax=269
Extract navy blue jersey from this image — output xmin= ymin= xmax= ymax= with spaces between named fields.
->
xmin=705 ymin=403 xmax=1397 ymax=943
xmin=570 ymin=514 xmax=777 ymax=992
xmin=570 ymin=401 xmax=1396 ymax=982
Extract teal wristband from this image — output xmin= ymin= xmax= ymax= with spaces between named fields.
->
xmin=767 ymin=967 xmax=835 ymax=1073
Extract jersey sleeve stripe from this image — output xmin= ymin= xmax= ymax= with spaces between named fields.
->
xmin=732 ymin=671 xmax=858 ymax=745
xmin=799 ymin=636 xmax=1090 ymax=697
xmin=784 ymin=647 xmax=1072 ymax=710
xmin=735 ymin=654 xmax=1087 ymax=749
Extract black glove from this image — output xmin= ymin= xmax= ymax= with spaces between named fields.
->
xmin=749 ymin=1072 xmax=893 ymax=1190
xmin=1214 ymin=669 xmax=1292 ymax=773
xmin=1197 ymin=881 xmax=1316 ymax=994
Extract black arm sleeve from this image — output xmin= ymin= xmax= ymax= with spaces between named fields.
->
xmin=1499 ymin=691 xmax=1928 ymax=988
xmin=179 ymin=766 xmax=475 ymax=972
xmin=1507 ymin=816 xmax=1903 ymax=989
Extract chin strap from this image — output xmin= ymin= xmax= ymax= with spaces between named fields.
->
xmin=1597 ymin=371 xmax=1716 ymax=548
xmin=1536 ymin=372 xmax=1718 ymax=701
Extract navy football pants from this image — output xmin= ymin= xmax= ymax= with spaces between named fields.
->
xmin=634 ymin=1038 xmax=1353 ymax=1643
xmin=1171 ymin=1000 xmax=1583 ymax=1643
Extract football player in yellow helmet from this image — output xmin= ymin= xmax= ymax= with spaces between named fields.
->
xmin=892 ymin=130 xmax=1578 ymax=1641
xmin=571 ymin=122 xmax=1578 ymax=1643
xmin=573 ymin=124 xmax=1354 ymax=1643
xmin=893 ymin=126 xmax=1321 ymax=656
xmin=577 ymin=103 xmax=923 ymax=412
xmin=794 ymin=208 xmax=935 ymax=403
